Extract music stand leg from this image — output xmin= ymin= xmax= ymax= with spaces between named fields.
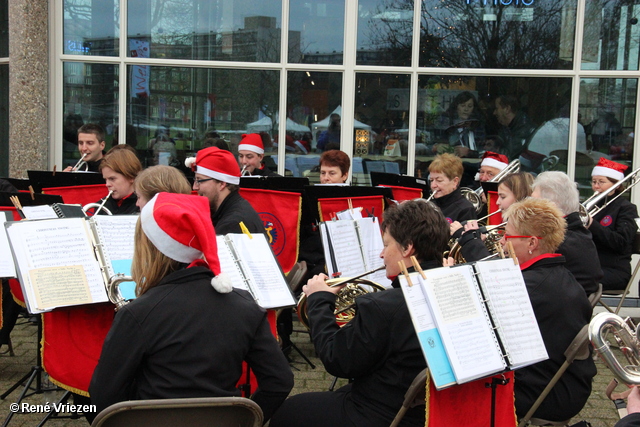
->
xmin=285 ymin=342 xmax=316 ymax=369
xmin=485 ymin=376 xmax=510 ymax=427
xmin=36 ymin=390 xmax=78 ymax=427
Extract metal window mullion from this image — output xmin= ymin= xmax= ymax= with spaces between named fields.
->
xmin=277 ymin=0 xmax=290 ymax=176
xmin=406 ymin=0 xmax=423 ymax=177
xmin=119 ymin=0 xmax=129 ymax=145
xmin=342 ymin=0 xmax=359 ymax=182
xmin=50 ymin=0 xmax=64 ymax=170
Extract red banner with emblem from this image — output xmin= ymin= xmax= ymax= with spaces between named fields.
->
xmin=42 ymin=184 xmax=109 ymax=206
xmin=239 ymin=188 xmax=302 ymax=274
xmin=378 ymin=185 xmax=422 ymax=202
xmin=486 ymin=191 xmax=503 ymax=226
xmin=317 ymin=195 xmax=385 ymax=223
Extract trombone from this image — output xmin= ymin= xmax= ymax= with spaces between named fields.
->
xmin=580 ymin=167 xmax=640 ymax=226
xmin=475 ymin=159 xmax=521 ymax=200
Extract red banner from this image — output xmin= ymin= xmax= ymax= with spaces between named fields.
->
xmin=378 ymin=185 xmax=423 ymax=202
xmin=0 ymin=207 xmax=21 ymax=221
xmin=318 ymin=195 xmax=385 ymax=223
xmin=42 ymin=184 xmax=109 ymax=206
xmin=239 ymin=188 xmax=302 ymax=274
xmin=486 ymin=191 xmax=503 ymax=226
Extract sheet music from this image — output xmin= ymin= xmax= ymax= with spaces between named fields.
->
xmin=356 ymin=217 xmax=391 ymax=288
xmin=419 ymin=265 xmax=506 ymax=383
xmin=0 ymin=214 xmax=17 ymax=278
xmin=336 ymin=207 xmax=363 ymax=220
xmin=323 ymin=220 xmax=367 ymax=277
xmin=217 ymin=235 xmax=250 ymax=292
xmin=474 ymin=259 xmax=548 ymax=368
xmin=5 ymin=218 xmax=108 ymax=313
xmin=21 ymin=205 xmax=58 ymax=220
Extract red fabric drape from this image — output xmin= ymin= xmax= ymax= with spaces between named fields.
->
xmin=486 ymin=191 xmax=503 ymax=226
xmin=317 ymin=195 xmax=385 ymax=223
xmin=42 ymin=184 xmax=108 ymax=206
xmin=239 ymin=188 xmax=302 ymax=274
xmin=378 ymin=185 xmax=423 ymax=202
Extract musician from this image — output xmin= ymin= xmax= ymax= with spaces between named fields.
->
xmin=134 ymin=165 xmax=192 ymax=209
xmin=615 ymin=386 xmax=640 ymax=427
xmin=270 ymin=199 xmax=450 ymax=427
xmin=319 ymin=149 xmax=350 ymax=184
xmin=63 ymin=123 xmax=106 ymax=172
xmin=477 ymin=151 xmax=509 ymax=183
xmin=587 ymin=158 xmax=639 ymax=292
xmin=238 ymin=133 xmax=279 ymax=177
xmin=428 ymin=153 xmax=476 ymax=228
xmin=98 ymin=145 xmax=142 ymax=215
xmin=500 ymin=198 xmax=596 ymax=421
xmin=89 ymin=193 xmax=293 ymax=422
xmin=186 ymin=146 xmax=264 ymax=235
xmin=530 ymin=171 xmax=603 ymax=296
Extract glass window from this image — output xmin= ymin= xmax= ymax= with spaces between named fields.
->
xmin=62 ymin=63 xmax=119 ymax=169
xmin=420 ymin=0 xmax=577 ymax=69
xmin=64 ymin=0 xmax=119 ymax=56
xmin=289 ymin=0 xmax=345 ymax=64
xmin=127 ymin=66 xmax=280 ymax=169
xmin=582 ymin=1 xmax=640 ymax=71
xmin=352 ymin=73 xmax=412 ymax=185
xmin=128 ymin=0 xmax=282 ymax=62
xmin=0 ymin=0 xmax=7 ymax=57
xmin=357 ymin=0 xmax=414 ymax=66
xmin=577 ymin=78 xmax=637 ymax=198
xmin=416 ymin=76 xmax=574 ymax=182
xmin=284 ymin=71 xmax=342 ymax=179
xmin=0 ymin=64 xmax=7 ymax=176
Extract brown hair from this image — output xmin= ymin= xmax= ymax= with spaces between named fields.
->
xmin=134 ymin=165 xmax=192 ymax=202
xmin=503 ymin=197 xmax=566 ymax=253
xmin=428 ymin=153 xmax=463 ymax=180
xmin=320 ymin=149 xmax=350 ymax=176
xmin=77 ymin=123 xmax=105 ymax=142
xmin=100 ymin=145 xmax=143 ymax=180
xmin=499 ymin=172 xmax=534 ymax=202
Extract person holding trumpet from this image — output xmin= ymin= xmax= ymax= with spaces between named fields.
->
xmin=63 ymin=123 xmax=107 ymax=172
xmin=428 ymin=153 xmax=477 ymax=230
xmin=270 ymin=200 xmax=450 ymax=427
xmin=96 ymin=145 xmax=143 ymax=215
xmin=587 ymin=158 xmax=639 ymax=292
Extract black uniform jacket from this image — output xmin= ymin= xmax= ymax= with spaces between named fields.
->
xmin=305 ymin=260 xmax=441 ymax=427
xmin=100 ymin=192 xmax=139 ymax=215
xmin=249 ymin=166 xmax=281 ymax=177
xmin=515 ymin=254 xmax=596 ymax=421
xmin=89 ymin=266 xmax=294 ymax=421
xmin=212 ymin=190 xmax=264 ymax=235
xmin=617 ymin=413 xmax=640 ymax=427
xmin=433 ymin=187 xmax=476 ymax=224
xmin=590 ymin=195 xmax=639 ymax=284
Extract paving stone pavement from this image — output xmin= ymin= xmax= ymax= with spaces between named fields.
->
xmin=0 ymin=316 xmax=627 ymax=426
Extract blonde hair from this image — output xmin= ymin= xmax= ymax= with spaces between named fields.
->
xmin=131 ymin=220 xmax=181 ymax=296
xmin=428 ymin=153 xmax=463 ymax=180
xmin=134 ymin=165 xmax=192 ymax=201
xmin=503 ymin=197 xmax=566 ymax=253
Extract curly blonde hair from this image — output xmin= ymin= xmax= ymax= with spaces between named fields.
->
xmin=503 ymin=197 xmax=566 ymax=253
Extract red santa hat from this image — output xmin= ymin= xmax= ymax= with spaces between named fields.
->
xmin=592 ymin=157 xmax=628 ymax=181
xmin=238 ymin=133 xmax=264 ymax=155
xmin=184 ymin=146 xmax=240 ymax=185
xmin=140 ymin=192 xmax=232 ymax=293
xmin=481 ymin=151 xmax=509 ymax=171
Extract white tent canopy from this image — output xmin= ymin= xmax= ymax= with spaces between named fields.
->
xmin=311 ymin=106 xmax=372 ymax=132
xmin=246 ymin=116 xmax=311 ymax=133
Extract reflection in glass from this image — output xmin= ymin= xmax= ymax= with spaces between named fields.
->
xmin=64 ymin=0 xmax=119 ymax=56
xmin=0 ymin=0 xmax=7 ymax=58
xmin=420 ymin=0 xmax=576 ymax=69
xmin=352 ymin=73 xmax=411 ymax=186
xmin=126 ymin=66 xmax=280 ymax=169
xmin=577 ymin=78 xmax=637 ymax=197
xmin=0 ymin=64 xmax=7 ymax=175
xmin=289 ymin=0 xmax=345 ymax=64
xmin=582 ymin=1 xmax=640 ymax=71
xmin=62 ymin=62 xmax=118 ymax=168
xmin=127 ymin=0 xmax=281 ymax=62
xmin=284 ymin=71 xmax=342 ymax=179
xmin=357 ymin=0 xmax=413 ymax=66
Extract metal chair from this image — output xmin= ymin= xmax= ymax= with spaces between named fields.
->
xmin=389 ymin=368 xmax=428 ymax=427
xmin=588 ymin=283 xmax=603 ymax=309
xmin=599 ymin=232 xmax=640 ymax=314
xmin=517 ymin=325 xmax=591 ymax=427
xmin=91 ymin=396 xmax=263 ymax=427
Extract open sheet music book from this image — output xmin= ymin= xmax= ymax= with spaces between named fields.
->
xmin=5 ymin=215 xmax=139 ymax=313
xmin=20 ymin=203 xmax=86 ymax=220
xmin=319 ymin=217 xmax=391 ymax=288
xmin=216 ymin=233 xmax=296 ymax=309
xmin=399 ymin=258 xmax=547 ymax=390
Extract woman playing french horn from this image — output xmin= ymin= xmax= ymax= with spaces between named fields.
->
xmin=270 ymin=200 xmax=450 ymax=427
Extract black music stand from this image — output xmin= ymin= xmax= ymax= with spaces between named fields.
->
xmin=240 ymin=176 xmax=309 ymax=190
xmin=27 ymin=170 xmax=105 ymax=193
xmin=0 ymin=178 xmax=31 ymax=192
xmin=0 ymin=192 xmax=63 ymax=211
xmin=369 ymin=171 xmax=431 ymax=193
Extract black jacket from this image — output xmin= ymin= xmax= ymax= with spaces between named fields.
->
xmin=89 ymin=266 xmax=293 ymax=421
xmin=590 ymin=196 xmax=639 ymax=289
xmin=515 ymin=255 xmax=596 ymax=421
xmin=100 ymin=192 xmax=139 ymax=216
xmin=497 ymin=111 xmax=536 ymax=161
xmin=249 ymin=166 xmax=281 ymax=177
xmin=556 ymin=211 xmax=603 ymax=296
xmin=304 ymin=260 xmax=441 ymax=427
xmin=212 ymin=190 xmax=264 ymax=236
xmin=617 ymin=413 xmax=640 ymax=427
xmin=433 ymin=188 xmax=476 ymax=224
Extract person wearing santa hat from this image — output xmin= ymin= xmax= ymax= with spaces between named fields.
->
xmin=478 ymin=151 xmax=509 ymax=183
xmin=89 ymin=193 xmax=293 ymax=422
xmin=238 ymin=133 xmax=279 ymax=177
xmin=185 ymin=146 xmax=264 ymax=236
xmin=588 ymin=158 xmax=639 ymax=292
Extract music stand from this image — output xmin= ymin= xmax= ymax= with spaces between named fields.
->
xmin=0 ymin=178 xmax=31 ymax=192
xmin=0 ymin=192 xmax=63 ymax=209
xmin=369 ymin=171 xmax=430 ymax=193
xmin=302 ymin=185 xmax=393 ymax=223
xmin=240 ymin=176 xmax=309 ymax=190
xmin=27 ymin=170 xmax=105 ymax=193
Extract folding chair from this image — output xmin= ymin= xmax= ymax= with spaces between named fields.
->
xmin=389 ymin=368 xmax=428 ymax=427
xmin=599 ymin=232 xmax=640 ymax=314
xmin=91 ymin=396 xmax=263 ymax=427
xmin=588 ymin=283 xmax=603 ymax=309
xmin=517 ymin=325 xmax=591 ymax=427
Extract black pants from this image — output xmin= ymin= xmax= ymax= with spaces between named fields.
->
xmin=601 ymin=266 xmax=631 ymax=292
xmin=0 ymin=280 xmax=22 ymax=346
xmin=270 ymin=385 xmax=358 ymax=427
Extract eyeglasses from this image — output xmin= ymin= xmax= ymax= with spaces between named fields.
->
xmin=193 ymin=177 xmax=216 ymax=186
xmin=503 ymin=234 xmax=542 ymax=240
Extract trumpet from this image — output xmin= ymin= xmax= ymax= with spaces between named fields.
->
xmin=580 ymin=167 xmax=640 ymax=226
xmin=296 ymin=266 xmax=387 ymax=329
xmin=589 ymin=312 xmax=640 ymax=385
xmin=71 ymin=153 xmax=89 ymax=172
xmin=83 ymin=190 xmax=113 ymax=216
xmin=108 ymin=274 xmax=134 ymax=311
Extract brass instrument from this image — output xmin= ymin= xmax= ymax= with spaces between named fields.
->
xmin=445 ymin=222 xmax=506 ymax=264
xmin=579 ymin=167 xmax=640 ymax=226
xmin=296 ymin=266 xmax=387 ymax=329
xmin=83 ymin=190 xmax=113 ymax=216
xmin=589 ymin=312 xmax=640 ymax=385
xmin=425 ymin=190 xmax=438 ymax=202
xmin=72 ymin=153 xmax=89 ymax=172
xmin=240 ymin=164 xmax=250 ymax=176
xmin=475 ymin=209 xmax=502 ymax=226
xmin=459 ymin=187 xmax=483 ymax=213
xmin=108 ymin=274 xmax=134 ymax=311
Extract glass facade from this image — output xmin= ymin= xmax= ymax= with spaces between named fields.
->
xmin=57 ymin=0 xmax=640 ymax=191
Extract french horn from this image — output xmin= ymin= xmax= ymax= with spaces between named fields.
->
xmin=589 ymin=312 xmax=640 ymax=385
xmin=445 ymin=222 xmax=506 ymax=264
xmin=108 ymin=273 xmax=133 ymax=311
xmin=296 ymin=266 xmax=387 ymax=329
